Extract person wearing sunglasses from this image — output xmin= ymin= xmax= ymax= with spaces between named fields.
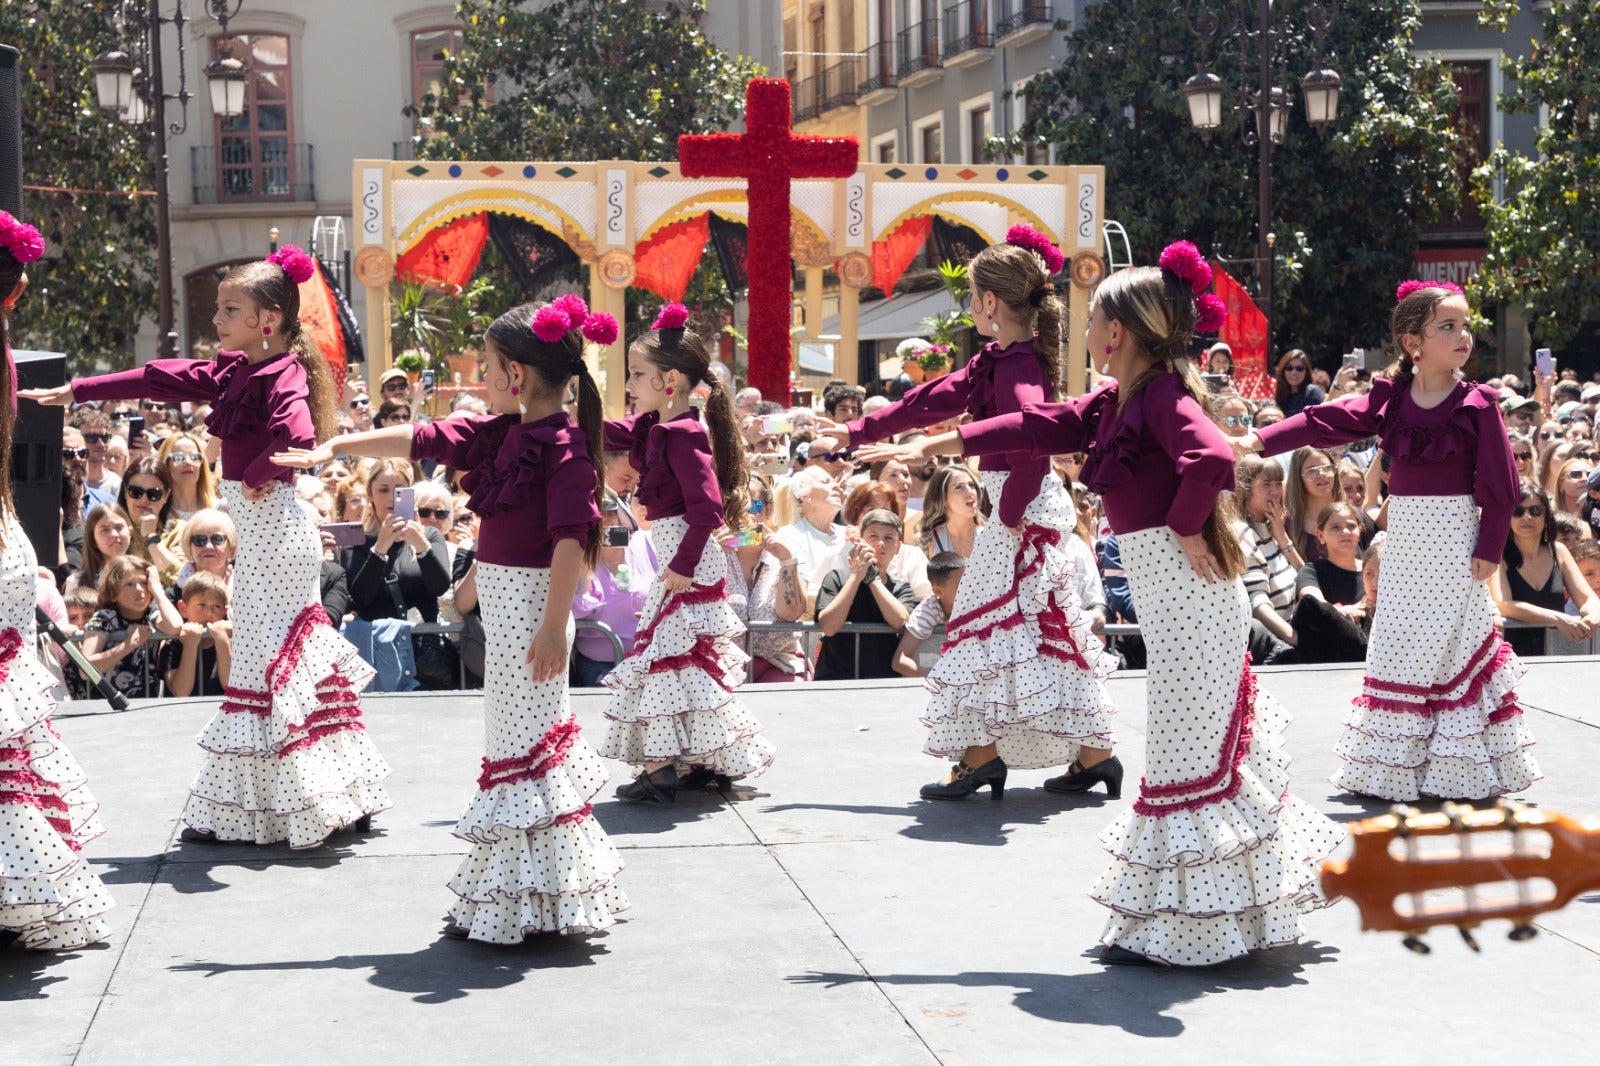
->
xmin=174 ymin=508 xmax=237 ymax=595
xmin=116 ymin=456 xmax=184 ymax=585
xmin=70 ymin=406 xmax=123 ymax=496
xmin=375 ymin=398 xmax=412 ymax=429
xmin=1214 ymin=394 xmax=1254 ymax=438
xmin=1491 ymin=481 xmax=1599 ymax=656
xmin=802 ymin=433 xmax=854 ymax=480
xmin=1272 ymin=348 xmax=1325 ymax=418
xmin=155 ymin=431 xmax=219 ymax=521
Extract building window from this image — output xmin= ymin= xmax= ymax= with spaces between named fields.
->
xmin=412 ymin=27 xmax=461 ymax=108
xmin=919 ymin=121 xmax=942 ymax=164
xmin=872 ymin=132 xmax=897 ymax=163
xmin=1440 ymin=60 xmax=1490 ymax=231
xmin=967 ymin=103 xmax=990 ymax=163
xmin=878 ymin=140 xmax=896 ymax=163
xmin=212 ymin=33 xmax=293 ymax=202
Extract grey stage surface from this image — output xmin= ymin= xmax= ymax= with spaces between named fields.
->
xmin=6 ymin=659 xmax=1598 ymax=1066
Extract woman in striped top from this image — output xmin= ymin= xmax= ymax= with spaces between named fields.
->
xmin=1232 ymin=455 xmax=1302 ymax=661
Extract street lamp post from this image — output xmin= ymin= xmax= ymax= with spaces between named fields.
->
xmin=1181 ymin=1 xmax=1341 ymax=362
xmin=91 ymin=1 xmax=247 ymax=360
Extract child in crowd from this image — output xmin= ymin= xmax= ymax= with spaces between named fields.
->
xmin=81 ymin=554 xmax=182 ymax=700
xmin=893 ymin=552 xmax=967 ymax=678
xmin=158 ymin=570 xmax=233 ymax=698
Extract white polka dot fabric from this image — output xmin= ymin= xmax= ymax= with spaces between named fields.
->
xmin=599 ymin=517 xmax=775 ymax=780
xmin=1334 ymin=495 xmax=1540 ymax=801
xmin=445 ymin=563 xmax=628 ymax=943
xmin=182 ymin=482 xmax=391 ymax=849
xmin=1093 ymin=526 xmax=1343 ymax=967
xmin=922 ymin=471 xmax=1117 ymax=769
xmin=0 ymin=511 xmax=113 ymax=950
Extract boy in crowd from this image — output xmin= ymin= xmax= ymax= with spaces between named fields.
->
xmin=159 ymin=570 xmax=233 ymax=698
xmin=893 ymin=552 xmax=967 ymax=678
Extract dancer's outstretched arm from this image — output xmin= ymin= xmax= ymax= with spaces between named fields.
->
xmin=273 ymin=424 xmax=414 ymax=468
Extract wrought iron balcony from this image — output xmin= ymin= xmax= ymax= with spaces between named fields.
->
xmin=897 ymin=21 xmax=942 ymax=86
xmin=996 ymin=0 xmax=1055 ymax=47
xmin=857 ymin=41 xmax=899 ymax=104
xmin=792 ymin=73 xmax=822 ymax=122
xmin=944 ymin=1 xmax=994 ymax=67
xmin=191 ymin=141 xmax=314 ymax=205
xmin=819 ymin=56 xmax=862 ymax=114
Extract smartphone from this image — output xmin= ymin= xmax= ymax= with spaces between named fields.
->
xmin=754 ymin=453 xmax=787 ymax=476
xmin=1200 ymin=373 xmax=1229 ymax=393
xmin=761 ymin=414 xmax=793 ymax=435
xmin=603 ymin=525 xmax=631 ymax=548
xmin=421 ymin=369 xmax=436 ymax=392
xmin=320 ymin=522 xmax=367 ymax=547
xmin=392 ymin=485 xmax=415 ymax=521
xmin=127 ymin=415 xmax=145 ymax=448
xmin=1535 ymin=348 xmax=1553 ymax=377
xmin=723 ymin=526 xmax=764 ymax=549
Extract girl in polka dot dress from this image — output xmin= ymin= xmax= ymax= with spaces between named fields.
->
xmin=278 ymin=296 xmax=628 ymax=942
xmin=599 ymin=305 xmax=776 ymax=804
xmin=1 ymin=211 xmax=113 ymax=950
xmin=838 ymin=227 xmax=1117 ymax=802
xmin=1239 ymin=282 xmax=1537 ymax=801
xmin=26 ymin=249 xmax=391 ymax=849
xmin=891 ymin=249 xmax=1343 ymax=967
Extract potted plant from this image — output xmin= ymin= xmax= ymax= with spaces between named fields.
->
xmin=916 ymin=342 xmax=952 ymax=378
xmin=896 ymin=337 xmax=932 ymax=383
xmin=393 ymin=350 xmax=428 ymax=384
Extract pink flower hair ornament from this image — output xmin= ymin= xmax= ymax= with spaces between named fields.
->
xmin=1004 ymin=225 xmax=1066 ymax=275
xmin=1396 ymin=279 xmax=1464 ymax=303
xmin=551 ymin=292 xmax=589 ymax=330
xmin=651 ymin=302 xmax=690 ymax=331
xmin=1194 ymin=293 xmax=1228 ymax=334
xmin=582 ymin=311 xmax=619 ymax=347
xmin=531 ymin=304 xmax=573 ymax=344
xmin=266 ymin=243 xmax=316 ymax=285
xmin=0 ymin=211 xmax=46 ymax=265
xmin=1157 ymin=240 xmax=1213 ymax=295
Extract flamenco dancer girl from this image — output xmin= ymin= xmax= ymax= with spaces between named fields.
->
xmin=881 ymin=244 xmax=1342 ymax=967
xmin=1238 ymin=281 xmax=1537 ymax=801
xmin=0 ymin=211 xmax=113 ymax=950
xmin=833 ymin=226 xmax=1117 ymax=801
xmin=600 ymin=304 xmax=775 ymax=804
xmin=276 ymin=296 xmax=628 ymax=941
xmin=24 ymin=247 xmax=390 ymax=849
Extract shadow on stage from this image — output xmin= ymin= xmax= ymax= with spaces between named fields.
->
xmin=788 ymin=940 xmax=1340 ymax=1037
xmin=0 ymin=940 xmax=109 ymax=999
xmin=760 ymin=786 xmax=1117 ymax=846
xmin=170 ymin=929 xmax=614 ymax=1004
xmin=92 ymin=841 xmax=366 ymax=896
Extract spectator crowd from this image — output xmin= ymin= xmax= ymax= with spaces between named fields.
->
xmin=26 ymin=339 xmax=1600 ymax=703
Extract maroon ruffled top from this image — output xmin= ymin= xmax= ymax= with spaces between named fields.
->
xmin=958 ymin=372 xmax=1236 ymax=537
xmin=71 ymin=350 xmax=312 ymax=486
xmin=1254 ymin=376 xmax=1517 ymax=562
xmin=846 ymin=338 xmax=1051 ymax=527
xmin=411 ymin=412 xmax=599 ymax=568
xmin=604 ymin=408 xmax=723 ymax=575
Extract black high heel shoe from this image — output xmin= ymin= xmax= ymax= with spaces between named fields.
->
xmin=677 ymin=766 xmax=735 ymax=792
xmin=615 ymin=764 xmax=678 ymax=804
xmin=920 ymin=757 xmax=1007 ymax=801
xmin=1044 ymin=755 xmax=1124 ymax=798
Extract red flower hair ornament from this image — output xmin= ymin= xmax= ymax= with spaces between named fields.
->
xmin=1195 ymin=293 xmax=1228 ymax=334
xmin=551 ymin=292 xmax=589 ymax=329
xmin=1004 ymin=224 xmax=1065 ymax=275
xmin=1395 ymin=279 xmax=1464 ymax=303
xmin=531 ymin=305 xmax=573 ymax=344
xmin=581 ymin=312 xmax=619 ymax=347
xmin=0 ymin=211 xmax=45 ymax=264
xmin=651 ymin=303 xmax=690 ymax=331
xmin=1157 ymin=240 xmax=1214 ymax=294
xmin=266 ymin=243 xmax=316 ymax=285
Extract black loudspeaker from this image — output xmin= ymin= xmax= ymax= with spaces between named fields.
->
xmin=10 ymin=350 xmax=65 ymax=569
xmin=0 ymin=44 xmax=20 ymax=216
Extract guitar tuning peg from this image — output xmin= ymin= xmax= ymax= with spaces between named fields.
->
xmin=1402 ymin=934 xmax=1431 ymax=955
xmin=1457 ymin=925 xmax=1481 ymax=953
xmin=1508 ymin=924 xmax=1538 ymax=942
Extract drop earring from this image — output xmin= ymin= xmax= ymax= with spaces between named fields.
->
xmin=262 ymin=325 xmax=272 ymax=351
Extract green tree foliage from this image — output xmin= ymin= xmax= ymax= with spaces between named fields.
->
xmin=1470 ymin=0 xmax=1600 ymax=349
xmin=407 ymin=0 xmax=763 ymax=163
xmin=0 ymin=1 xmax=156 ymax=371
xmin=1015 ymin=0 xmax=1460 ymax=363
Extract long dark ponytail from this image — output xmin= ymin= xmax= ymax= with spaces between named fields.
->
xmin=220 ymin=259 xmax=337 ymax=443
xmin=969 ymin=242 xmax=1065 ymax=401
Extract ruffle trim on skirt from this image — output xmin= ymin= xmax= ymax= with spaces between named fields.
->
xmin=0 ymin=626 xmax=57 ymax=743
xmin=0 ymin=839 xmax=114 ymax=951
xmin=1092 ymin=665 xmax=1343 ymax=967
xmin=601 ymin=580 xmax=774 ymax=780
xmin=922 ymin=522 xmax=1117 ymax=769
xmin=1334 ymin=630 xmax=1540 ymax=801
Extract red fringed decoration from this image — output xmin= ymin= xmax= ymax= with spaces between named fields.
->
xmin=634 ymin=213 xmax=711 ymax=302
xmin=396 ymin=212 xmax=489 ymax=290
xmin=298 ymin=259 xmax=349 ymax=383
xmin=1214 ymin=264 xmax=1271 ymax=400
xmin=679 ymin=79 xmax=858 ymax=403
xmin=871 ymin=216 xmax=933 ymax=302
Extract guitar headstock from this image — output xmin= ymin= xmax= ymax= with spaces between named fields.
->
xmin=1321 ymin=799 xmax=1600 ymax=953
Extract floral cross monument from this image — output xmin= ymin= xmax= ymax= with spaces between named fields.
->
xmin=678 ymin=78 xmax=858 ymax=403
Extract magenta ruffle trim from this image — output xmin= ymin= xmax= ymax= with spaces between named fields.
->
xmin=1132 ymin=658 xmax=1258 ymax=816
xmin=476 ymin=717 xmax=584 ymax=791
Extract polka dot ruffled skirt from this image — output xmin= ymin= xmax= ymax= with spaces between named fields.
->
xmin=922 ymin=471 xmax=1117 ymax=769
xmin=446 ymin=564 xmax=628 ymax=943
xmin=1334 ymin=495 xmax=1539 ymax=802
xmin=1094 ymin=526 xmax=1342 ymax=967
xmin=599 ymin=517 xmax=775 ymax=780
xmin=1 ymin=514 xmax=113 ymax=950
xmin=181 ymin=483 xmax=392 ymax=849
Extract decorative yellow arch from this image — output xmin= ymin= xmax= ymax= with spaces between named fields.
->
xmin=875 ymin=191 xmax=1052 ymax=248
xmin=395 ymin=187 xmax=593 ymax=253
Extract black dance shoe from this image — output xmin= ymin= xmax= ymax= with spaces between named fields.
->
xmin=1044 ymin=755 xmax=1124 ymax=799
xmin=349 ymin=814 xmax=372 ymax=834
xmin=920 ymin=757 xmax=1007 ymax=801
xmin=677 ymin=767 xmax=735 ymax=792
xmin=1099 ymin=944 xmax=1158 ymax=967
xmin=178 ymin=827 xmax=219 ymax=844
xmin=615 ymin=765 xmax=678 ymax=804
xmin=442 ymin=923 xmax=470 ymax=940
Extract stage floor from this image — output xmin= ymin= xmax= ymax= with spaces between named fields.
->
xmin=8 ymin=659 xmax=1598 ymax=1066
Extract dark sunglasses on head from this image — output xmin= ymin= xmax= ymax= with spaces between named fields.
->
xmin=83 ymin=432 xmax=111 ymax=444
xmin=416 ymin=507 xmax=451 ymax=520
xmin=62 ymin=447 xmax=87 ymax=461
xmin=189 ymin=532 xmax=230 ymax=548
xmin=1512 ymin=505 xmax=1546 ymax=518
xmin=125 ymin=485 xmax=166 ymax=501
